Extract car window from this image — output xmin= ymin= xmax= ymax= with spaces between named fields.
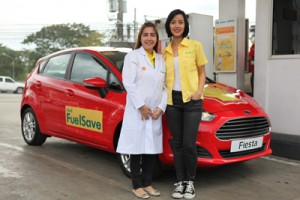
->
xmin=108 ymin=72 xmax=123 ymax=91
xmin=38 ymin=60 xmax=48 ymax=73
xmin=0 ymin=77 xmax=2 ymax=82
xmin=42 ymin=54 xmax=71 ymax=79
xmin=101 ymin=51 xmax=127 ymax=72
xmin=70 ymin=53 xmax=108 ymax=83
xmin=5 ymin=77 xmax=14 ymax=83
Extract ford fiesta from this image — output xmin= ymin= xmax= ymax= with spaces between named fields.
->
xmin=20 ymin=47 xmax=272 ymax=177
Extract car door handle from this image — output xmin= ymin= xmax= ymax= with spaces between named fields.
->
xmin=35 ymin=81 xmax=42 ymax=87
xmin=64 ymin=89 xmax=74 ymax=96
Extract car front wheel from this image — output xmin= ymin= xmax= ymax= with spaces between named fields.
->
xmin=117 ymin=153 xmax=131 ymax=178
xmin=21 ymin=108 xmax=47 ymax=145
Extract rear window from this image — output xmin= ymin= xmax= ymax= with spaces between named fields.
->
xmin=100 ymin=51 xmax=127 ymax=72
xmin=42 ymin=54 xmax=71 ymax=79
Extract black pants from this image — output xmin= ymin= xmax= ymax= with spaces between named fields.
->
xmin=130 ymin=154 xmax=155 ymax=189
xmin=166 ymin=90 xmax=202 ymax=181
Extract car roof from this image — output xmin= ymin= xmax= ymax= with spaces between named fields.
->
xmin=46 ymin=46 xmax=132 ymax=57
xmin=69 ymin=46 xmax=132 ymax=52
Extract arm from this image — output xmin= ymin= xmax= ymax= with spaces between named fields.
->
xmin=152 ymin=58 xmax=168 ymax=120
xmin=191 ymin=65 xmax=206 ymax=100
xmin=152 ymin=85 xmax=167 ymax=119
xmin=122 ymin=52 xmax=151 ymax=119
xmin=192 ymin=41 xmax=207 ymax=100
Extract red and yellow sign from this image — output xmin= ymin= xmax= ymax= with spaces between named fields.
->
xmin=215 ymin=26 xmax=235 ymax=34
xmin=215 ymin=19 xmax=237 ymax=72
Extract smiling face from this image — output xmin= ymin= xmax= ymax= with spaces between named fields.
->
xmin=140 ymin=27 xmax=158 ymax=53
xmin=169 ymin=14 xmax=185 ymax=38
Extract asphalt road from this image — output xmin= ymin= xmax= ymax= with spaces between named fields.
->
xmin=0 ymin=93 xmax=300 ymax=200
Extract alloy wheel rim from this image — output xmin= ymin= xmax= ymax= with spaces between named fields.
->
xmin=23 ymin=112 xmax=36 ymax=141
xmin=120 ymin=154 xmax=131 ymax=173
xmin=17 ymin=88 xmax=23 ymax=93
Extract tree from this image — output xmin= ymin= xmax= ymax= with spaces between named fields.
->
xmin=0 ymin=44 xmax=23 ymax=80
xmin=1 ymin=44 xmax=45 ymax=81
xmin=19 ymin=50 xmax=41 ymax=76
xmin=22 ymin=23 xmax=105 ymax=55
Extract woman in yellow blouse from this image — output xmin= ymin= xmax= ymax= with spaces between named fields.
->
xmin=163 ymin=9 xmax=208 ymax=199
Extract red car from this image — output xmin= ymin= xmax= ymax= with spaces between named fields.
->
xmin=20 ymin=47 xmax=272 ymax=177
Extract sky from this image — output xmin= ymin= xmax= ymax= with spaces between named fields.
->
xmin=0 ymin=0 xmax=256 ymax=50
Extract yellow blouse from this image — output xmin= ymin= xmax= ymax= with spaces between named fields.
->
xmin=163 ymin=37 xmax=208 ymax=105
xmin=146 ymin=51 xmax=156 ymax=67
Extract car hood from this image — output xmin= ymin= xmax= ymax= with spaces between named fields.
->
xmin=16 ymin=82 xmax=25 ymax=87
xmin=203 ymin=82 xmax=261 ymax=113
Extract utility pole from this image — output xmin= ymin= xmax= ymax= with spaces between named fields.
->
xmin=133 ymin=8 xmax=137 ymax=41
xmin=127 ymin=24 xmax=131 ymax=40
xmin=117 ymin=0 xmax=123 ymax=41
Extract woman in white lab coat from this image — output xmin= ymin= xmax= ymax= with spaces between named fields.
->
xmin=116 ymin=22 xmax=167 ymax=199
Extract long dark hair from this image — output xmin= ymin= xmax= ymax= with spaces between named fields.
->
xmin=135 ymin=22 xmax=159 ymax=52
xmin=165 ymin=9 xmax=189 ymax=38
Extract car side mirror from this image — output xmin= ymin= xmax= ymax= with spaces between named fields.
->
xmin=83 ymin=77 xmax=107 ymax=98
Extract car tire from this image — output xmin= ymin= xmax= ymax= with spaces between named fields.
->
xmin=117 ymin=153 xmax=162 ymax=179
xmin=15 ymin=87 xmax=24 ymax=94
xmin=21 ymin=107 xmax=47 ymax=145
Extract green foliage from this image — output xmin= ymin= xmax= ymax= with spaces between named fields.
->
xmin=23 ymin=23 xmax=105 ymax=55
xmin=1 ymin=23 xmax=106 ymax=80
xmin=19 ymin=50 xmax=41 ymax=78
xmin=0 ymin=44 xmax=23 ymax=80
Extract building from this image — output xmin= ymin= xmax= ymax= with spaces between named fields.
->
xmin=219 ymin=0 xmax=300 ymax=160
xmin=255 ymin=0 xmax=300 ymax=160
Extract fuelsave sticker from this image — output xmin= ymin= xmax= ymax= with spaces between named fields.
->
xmin=66 ymin=106 xmax=103 ymax=133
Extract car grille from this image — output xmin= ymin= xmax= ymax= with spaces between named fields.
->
xmin=215 ymin=117 xmax=270 ymax=140
xmin=197 ymin=146 xmax=212 ymax=158
xmin=219 ymin=143 xmax=266 ymax=158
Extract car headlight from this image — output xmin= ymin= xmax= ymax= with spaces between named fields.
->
xmin=201 ymin=111 xmax=216 ymax=122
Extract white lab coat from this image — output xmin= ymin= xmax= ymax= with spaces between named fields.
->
xmin=116 ymin=47 xmax=167 ymax=154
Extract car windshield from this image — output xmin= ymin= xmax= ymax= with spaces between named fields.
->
xmin=100 ymin=50 xmax=215 ymax=84
xmin=100 ymin=51 xmax=127 ymax=72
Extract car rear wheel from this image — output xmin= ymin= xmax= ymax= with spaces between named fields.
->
xmin=21 ymin=108 xmax=47 ymax=145
xmin=117 ymin=153 xmax=162 ymax=179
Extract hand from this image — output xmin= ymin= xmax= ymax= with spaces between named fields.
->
xmin=190 ymin=91 xmax=202 ymax=101
xmin=139 ymin=105 xmax=152 ymax=120
xmin=151 ymin=108 xmax=163 ymax=120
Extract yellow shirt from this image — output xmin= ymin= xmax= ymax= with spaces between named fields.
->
xmin=163 ymin=37 xmax=208 ymax=105
xmin=146 ymin=51 xmax=156 ymax=67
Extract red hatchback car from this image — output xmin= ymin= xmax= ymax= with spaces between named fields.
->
xmin=20 ymin=47 xmax=272 ymax=177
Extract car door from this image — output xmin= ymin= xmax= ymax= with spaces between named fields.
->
xmin=36 ymin=53 xmax=72 ymax=134
xmin=61 ymin=52 xmax=124 ymax=148
xmin=4 ymin=77 xmax=17 ymax=91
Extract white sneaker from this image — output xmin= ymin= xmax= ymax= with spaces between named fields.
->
xmin=183 ymin=181 xmax=195 ymax=199
xmin=172 ymin=181 xmax=185 ymax=199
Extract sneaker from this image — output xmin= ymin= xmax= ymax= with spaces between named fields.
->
xmin=172 ymin=181 xmax=185 ymax=199
xmin=183 ymin=181 xmax=195 ymax=199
